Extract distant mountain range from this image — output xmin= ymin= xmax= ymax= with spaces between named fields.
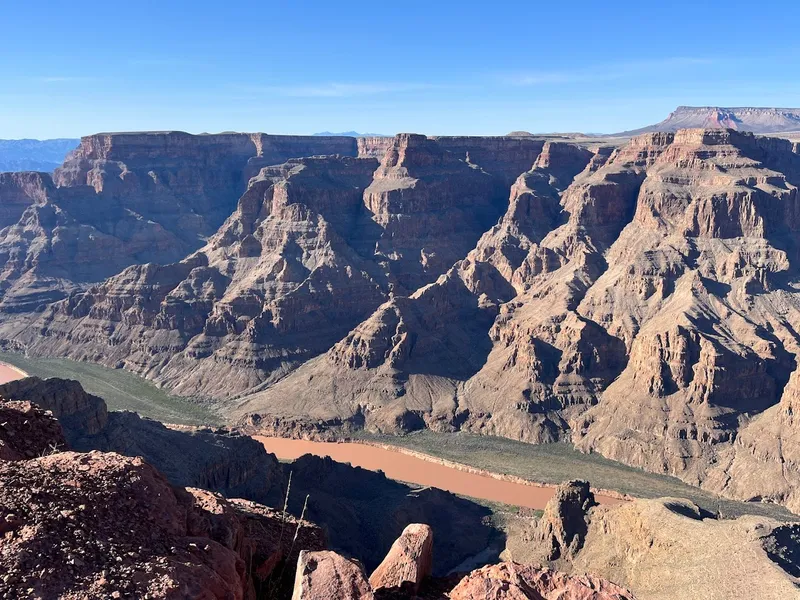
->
xmin=617 ymin=106 xmax=800 ymax=136
xmin=0 ymin=138 xmax=79 ymax=172
xmin=313 ymin=131 xmax=391 ymax=137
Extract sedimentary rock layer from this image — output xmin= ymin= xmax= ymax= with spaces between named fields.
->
xmin=235 ymin=130 xmax=800 ymax=513
xmin=17 ymin=134 xmax=545 ymax=398
xmin=0 ymin=132 xmax=357 ymax=314
xmin=9 ymin=127 xmax=800 ymax=515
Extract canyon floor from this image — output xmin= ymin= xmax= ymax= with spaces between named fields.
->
xmin=1 ymin=350 xmax=795 ymax=523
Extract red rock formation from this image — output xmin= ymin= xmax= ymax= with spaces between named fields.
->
xmin=448 ymin=563 xmax=636 ymax=600
xmin=292 ymin=551 xmax=374 ymax=600
xmin=0 ymin=376 xmax=289 ymax=506
xmin=532 ymin=480 xmax=595 ymax=561
xmin=0 ymin=404 xmax=325 ymax=600
xmin=0 ymin=376 xmax=107 ymax=439
xmin=0 ymin=400 xmax=66 ymax=460
xmin=368 ymin=523 xmax=433 ymax=594
xmin=234 ymin=129 xmax=800 ymax=514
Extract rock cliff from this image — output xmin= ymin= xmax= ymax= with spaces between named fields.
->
xmin=503 ymin=481 xmax=800 ymax=600
xmin=0 ymin=399 xmax=66 ymax=460
xmin=0 ymin=399 xmax=327 ymax=600
xmin=15 ymin=134 xmax=548 ymax=399
xmin=0 ymin=132 xmax=357 ymax=314
xmin=10 ymin=128 xmax=800 ymax=515
xmin=234 ymin=129 xmax=800 ymax=514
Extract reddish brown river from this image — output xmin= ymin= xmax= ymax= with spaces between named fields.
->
xmin=256 ymin=435 xmax=623 ymax=510
xmin=0 ymin=361 xmax=27 ymax=385
xmin=0 ymin=361 xmax=621 ymax=510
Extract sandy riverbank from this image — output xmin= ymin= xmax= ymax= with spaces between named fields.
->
xmin=0 ymin=361 xmax=27 ymax=385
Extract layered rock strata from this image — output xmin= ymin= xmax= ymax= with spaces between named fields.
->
xmin=236 ymin=130 xmax=800 ymax=514
xmin=18 ymin=134 xmax=547 ymax=399
xmin=0 ymin=132 xmax=357 ymax=314
xmin=504 ymin=481 xmax=800 ymax=600
xmin=10 ymin=127 xmax=800 ymax=516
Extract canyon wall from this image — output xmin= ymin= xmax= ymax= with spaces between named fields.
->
xmin=15 ymin=133 xmax=545 ymax=398
xmin=0 ymin=132 xmax=358 ymax=314
xmin=7 ymin=128 xmax=800 ymax=513
xmin=234 ymin=129 xmax=800 ymax=513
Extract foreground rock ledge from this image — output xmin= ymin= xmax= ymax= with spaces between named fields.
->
xmin=0 ymin=448 xmax=325 ymax=599
xmin=292 ymin=550 xmax=374 ymax=600
xmin=449 ymin=562 xmax=636 ymax=600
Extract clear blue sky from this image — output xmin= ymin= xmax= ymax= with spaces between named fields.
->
xmin=2 ymin=0 xmax=799 ymax=138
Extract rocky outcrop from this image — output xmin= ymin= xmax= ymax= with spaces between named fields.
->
xmin=0 ymin=448 xmax=325 ymax=599
xmin=0 ymin=376 xmax=107 ymax=441
xmin=571 ymin=498 xmax=800 ymax=600
xmin=368 ymin=524 xmax=433 ymax=594
xmin=0 ymin=376 xmax=287 ymax=504
xmin=290 ymin=531 xmax=633 ymax=600
xmin=292 ymin=551 xmax=374 ymax=600
xmin=503 ymin=481 xmax=800 ymax=600
xmin=532 ymin=480 xmax=595 ymax=561
xmin=81 ymin=412 xmax=288 ymax=505
xmin=278 ymin=453 xmax=499 ymax=576
xmin=0 ymin=400 xmax=65 ymax=460
xmin=448 ymin=563 xmax=635 ymax=600
xmin=291 ymin=554 xmax=634 ymax=600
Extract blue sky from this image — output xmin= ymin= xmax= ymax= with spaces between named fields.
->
xmin=2 ymin=0 xmax=799 ymax=138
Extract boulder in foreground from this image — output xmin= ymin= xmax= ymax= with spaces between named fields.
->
xmin=449 ymin=562 xmax=636 ymax=600
xmin=292 ymin=550 xmax=374 ymax=600
xmin=369 ymin=523 xmax=433 ymax=594
xmin=0 ymin=399 xmax=66 ymax=460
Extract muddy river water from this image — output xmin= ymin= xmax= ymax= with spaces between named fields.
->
xmin=0 ymin=361 xmax=621 ymax=510
xmin=0 ymin=361 xmax=27 ymax=385
xmin=256 ymin=435 xmax=623 ymax=510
